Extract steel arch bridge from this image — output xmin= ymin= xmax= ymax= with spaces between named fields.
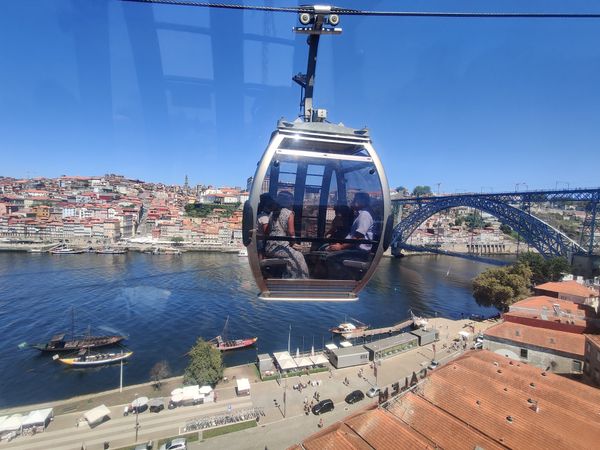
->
xmin=391 ymin=188 xmax=600 ymax=258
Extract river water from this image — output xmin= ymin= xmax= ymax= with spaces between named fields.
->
xmin=0 ymin=252 xmax=500 ymax=408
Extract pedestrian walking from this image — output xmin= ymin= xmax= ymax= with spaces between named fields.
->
xmin=318 ymin=418 xmax=323 ymax=428
xmin=304 ymin=396 xmax=308 ymax=404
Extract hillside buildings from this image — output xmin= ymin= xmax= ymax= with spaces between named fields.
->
xmin=0 ymin=175 xmax=248 ymax=250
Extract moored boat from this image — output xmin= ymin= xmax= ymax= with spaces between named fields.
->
xmin=96 ymin=248 xmax=127 ymax=254
xmin=32 ymin=333 xmax=126 ymax=353
xmin=55 ymin=349 xmax=132 ymax=366
xmin=330 ymin=317 xmax=369 ymax=335
xmin=210 ymin=316 xmax=257 ymax=351
xmin=50 ymin=247 xmax=84 ymax=254
xmin=213 ymin=335 xmax=257 ymax=351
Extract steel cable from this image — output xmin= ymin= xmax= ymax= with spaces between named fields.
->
xmin=119 ymin=0 xmax=600 ymax=19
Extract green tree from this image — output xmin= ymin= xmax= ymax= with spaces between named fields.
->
xmin=412 ymin=185 xmax=432 ymax=197
xmin=472 ymin=263 xmax=532 ymax=311
xmin=184 ymin=339 xmax=223 ymax=386
xmin=517 ymin=252 xmax=569 ymax=285
xmin=499 ymin=224 xmax=512 ymax=234
xmin=395 ymin=186 xmax=409 ymax=195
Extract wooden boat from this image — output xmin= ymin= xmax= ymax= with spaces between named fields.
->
xmin=32 ymin=310 xmax=126 ymax=352
xmin=32 ymin=333 xmax=126 ymax=353
xmin=55 ymin=349 xmax=132 ymax=366
xmin=96 ymin=248 xmax=127 ymax=254
xmin=211 ymin=316 xmax=257 ymax=351
xmin=213 ymin=335 xmax=257 ymax=351
xmin=330 ymin=317 xmax=369 ymax=335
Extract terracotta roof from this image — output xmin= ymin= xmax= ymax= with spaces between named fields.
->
xmin=387 ymin=392 xmax=504 ymax=450
xmin=503 ymin=311 xmax=587 ymax=330
xmin=510 ymin=296 xmax=589 ymax=316
xmin=293 ymin=350 xmax=600 ymax=450
xmin=585 ymin=334 xmax=600 ymax=348
xmin=484 ymin=321 xmax=586 ymax=356
xmin=535 ymin=281 xmax=598 ymax=298
xmin=344 ymin=408 xmax=434 ymax=449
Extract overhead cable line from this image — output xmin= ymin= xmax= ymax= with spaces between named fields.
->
xmin=119 ymin=0 xmax=600 ymax=19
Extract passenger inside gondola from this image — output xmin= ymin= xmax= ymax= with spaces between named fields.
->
xmin=327 ymin=192 xmax=374 ymax=252
xmin=324 ymin=204 xmax=353 ymax=241
xmin=256 ymin=193 xmax=276 ymax=258
xmin=264 ymin=191 xmax=309 ymax=279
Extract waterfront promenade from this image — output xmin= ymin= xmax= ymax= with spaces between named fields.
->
xmin=1 ymin=317 xmax=498 ymax=450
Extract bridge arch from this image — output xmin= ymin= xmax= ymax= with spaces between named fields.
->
xmin=391 ymin=196 xmax=584 ymax=258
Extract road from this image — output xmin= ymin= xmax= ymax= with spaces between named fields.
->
xmin=3 ymin=317 xmax=497 ymax=450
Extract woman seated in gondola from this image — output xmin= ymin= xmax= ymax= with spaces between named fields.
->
xmin=264 ymin=191 xmax=309 ymax=279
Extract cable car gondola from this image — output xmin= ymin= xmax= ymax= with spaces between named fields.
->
xmin=242 ymin=6 xmax=392 ymax=301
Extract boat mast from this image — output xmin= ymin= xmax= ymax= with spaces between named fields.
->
xmin=293 ymin=6 xmax=341 ymax=122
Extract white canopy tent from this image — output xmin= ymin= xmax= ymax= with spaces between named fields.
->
xmin=199 ymin=385 xmax=213 ymax=395
xmin=236 ymin=378 xmax=251 ymax=396
xmin=293 ymin=356 xmax=313 ymax=368
xmin=22 ymin=408 xmax=53 ymax=431
xmin=0 ymin=414 xmax=23 ymax=435
xmin=273 ymin=351 xmax=298 ymax=371
xmin=325 ymin=343 xmax=338 ymax=351
xmin=309 ymin=354 xmax=329 ymax=365
xmin=339 ymin=341 xmax=353 ymax=348
xmin=83 ymin=405 xmax=111 ymax=427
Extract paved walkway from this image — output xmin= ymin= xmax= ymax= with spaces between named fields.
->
xmin=2 ymin=318 xmax=499 ymax=450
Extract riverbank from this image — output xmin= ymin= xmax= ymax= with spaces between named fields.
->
xmin=0 ymin=317 xmax=500 ymax=450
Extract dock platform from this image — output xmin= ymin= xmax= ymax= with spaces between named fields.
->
xmin=342 ymin=319 xmax=414 ymax=339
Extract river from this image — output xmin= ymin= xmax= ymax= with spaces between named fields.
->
xmin=0 ymin=252 xmax=500 ymax=408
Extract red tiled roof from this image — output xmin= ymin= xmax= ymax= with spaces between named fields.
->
xmin=585 ymin=334 xmax=600 ymax=349
xmin=485 ymin=321 xmax=585 ymax=356
xmin=511 ymin=296 xmax=589 ymax=315
xmin=535 ymin=281 xmax=598 ymax=298
xmin=293 ymin=350 xmax=600 ymax=450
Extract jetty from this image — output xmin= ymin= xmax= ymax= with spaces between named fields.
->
xmin=341 ymin=318 xmax=414 ymax=339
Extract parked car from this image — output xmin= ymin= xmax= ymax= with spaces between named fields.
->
xmin=158 ymin=438 xmax=186 ymax=450
xmin=149 ymin=398 xmax=164 ymax=413
xmin=312 ymin=399 xmax=335 ymax=415
xmin=428 ymin=360 xmax=440 ymax=370
xmin=345 ymin=390 xmax=365 ymax=404
xmin=366 ymin=386 xmax=380 ymax=398
xmin=133 ymin=441 xmax=153 ymax=450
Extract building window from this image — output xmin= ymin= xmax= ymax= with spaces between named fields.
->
xmin=520 ymin=348 xmax=528 ymax=359
xmin=572 ymin=360 xmax=583 ymax=373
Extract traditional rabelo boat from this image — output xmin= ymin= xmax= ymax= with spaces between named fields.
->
xmin=211 ymin=317 xmax=257 ymax=351
xmin=33 ymin=333 xmax=126 ymax=353
xmin=54 ymin=348 xmax=132 ymax=367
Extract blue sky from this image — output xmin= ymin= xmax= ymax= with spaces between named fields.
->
xmin=1 ymin=0 xmax=599 ymax=192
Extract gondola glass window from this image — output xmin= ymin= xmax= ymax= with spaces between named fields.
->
xmin=243 ymin=120 xmax=392 ymax=301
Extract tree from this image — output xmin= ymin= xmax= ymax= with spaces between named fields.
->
xmin=171 ymin=236 xmax=184 ymax=246
xmin=472 ymin=263 xmax=532 ymax=311
xmin=150 ymin=360 xmax=171 ymax=390
xmin=412 ymin=185 xmax=432 ymax=197
xmin=395 ymin=186 xmax=409 ymax=196
xmin=499 ymin=224 xmax=512 ymax=235
xmin=184 ymin=339 xmax=223 ymax=386
xmin=517 ymin=252 xmax=569 ymax=285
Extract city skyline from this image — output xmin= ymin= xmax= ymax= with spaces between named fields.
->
xmin=2 ymin=1 xmax=600 ymax=191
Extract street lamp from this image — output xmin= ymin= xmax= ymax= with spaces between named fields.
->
xmin=134 ymin=393 xmax=140 ymax=442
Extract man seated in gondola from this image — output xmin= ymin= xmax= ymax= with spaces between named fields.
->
xmin=327 ymin=192 xmax=374 ymax=252
xmin=325 ymin=192 xmax=375 ymax=279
